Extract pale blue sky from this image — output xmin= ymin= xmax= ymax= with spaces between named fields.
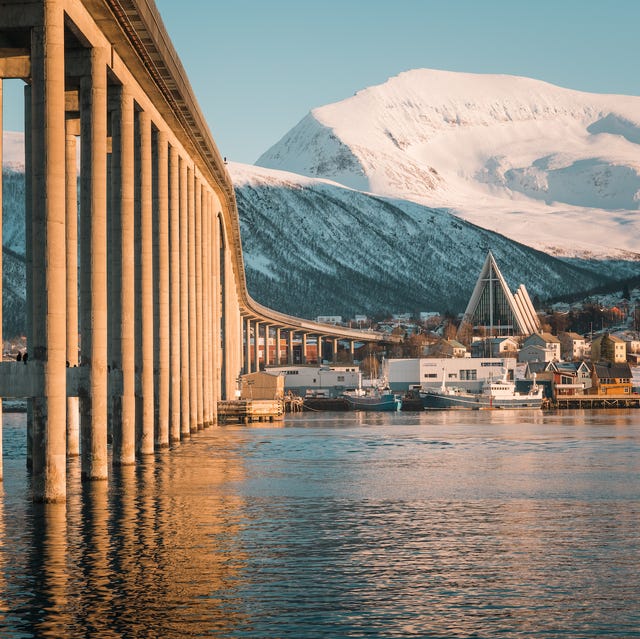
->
xmin=4 ymin=0 xmax=639 ymax=164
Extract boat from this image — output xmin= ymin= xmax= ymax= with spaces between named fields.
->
xmin=342 ymin=387 xmax=402 ymax=412
xmin=420 ymin=372 xmax=543 ymax=410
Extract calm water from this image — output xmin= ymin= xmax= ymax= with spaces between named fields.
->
xmin=1 ymin=409 xmax=639 ymax=638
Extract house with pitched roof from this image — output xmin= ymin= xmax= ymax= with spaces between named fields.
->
xmin=558 ymin=331 xmax=587 ymax=361
xmin=591 ymin=333 xmax=626 ymax=363
xmin=590 ymin=361 xmax=633 ymax=395
xmin=522 ymin=333 xmax=561 ymax=361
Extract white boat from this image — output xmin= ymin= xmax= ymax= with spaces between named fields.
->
xmin=420 ymin=372 xmax=543 ymax=410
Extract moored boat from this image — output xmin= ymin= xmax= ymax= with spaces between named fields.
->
xmin=420 ymin=373 xmax=543 ymax=410
xmin=342 ymin=388 xmax=402 ymax=412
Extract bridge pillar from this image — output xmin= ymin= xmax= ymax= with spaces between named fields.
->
xmin=30 ymin=1 xmax=68 ymax=501
xmin=275 ymin=328 xmax=282 ymax=366
xmin=110 ymin=86 xmax=135 ymax=465
xmin=287 ymin=330 xmax=294 ymax=365
xmin=187 ymin=166 xmax=198 ymax=433
xmin=243 ymin=318 xmax=250 ymax=374
xmin=317 ymin=335 xmax=323 ymax=364
xmin=154 ymin=129 xmax=170 ymax=448
xmin=79 ymin=45 xmax=109 ymax=481
xmin=179 ymin=157 xmax=190 ymax=439
xmin=254 ymin=321 xmax=261 ymax=371
xmin=135 ymin=109 xmax=155 ymax=455
xmin=349 ymin=340 xmax=356 ymax=362
xmin=195 ymin=178 xmax=203 ymax=429
xmin=65 ymin=119 xmax=79 ymax=457
xmin=301 ymin=333 xmax=307 ymax=364
xmin=332 ymin=338 xmax=339 ymax=362
xmin=169 ymin=145 xmax=181 ymax=442
xmin=264 ymin=325 xmax=271 ymax=367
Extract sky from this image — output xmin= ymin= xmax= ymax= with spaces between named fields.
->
xmin=3 ymin=0 xmax=640 ymax=164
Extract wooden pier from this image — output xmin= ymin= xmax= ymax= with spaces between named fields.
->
xmin=554 ymin=394 xmax=640 ymax=409
xmin=217 ymin=399 xmax=284 ymax=423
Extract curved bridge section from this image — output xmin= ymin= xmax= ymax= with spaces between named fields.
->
xmin=0 ymin=0 xmax=387 ymax=501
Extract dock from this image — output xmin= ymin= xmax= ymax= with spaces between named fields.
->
xmin=217 ymin=399 xmax=284 ymax=423
xmin=554 ymin=394 xmax=640 ymax=409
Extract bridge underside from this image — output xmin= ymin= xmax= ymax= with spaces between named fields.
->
xmin=0 ymin=0 xmax=387 ymax=502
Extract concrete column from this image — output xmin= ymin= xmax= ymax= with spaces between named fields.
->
xmin=275 ymin=328 xmax=281 ymax=366
xmin=187 ymin=167 xmax=198 ymax=433
xmin=79 ymin=46 xmax=108 ymax=481
xmin=244 ymin=318 xmax=252 ymax=374
xmin=138 ymin=110 xmax=154 ymax=455
xmin=301 ymin=333 xmax=308 ymax=364
xmin=317 ymin=335 xmax=323 ymax=364
xmin=154 ymin=130 xmax=169 ymax=448
xmin=264 ymin=325 xmax=271 ymax=368
xmin=30 ymin=2 xmax=67 ymax=501
xmin=24 ymin=85 xmax=33 ymax=471
xmin=195 ymin=179 xmax=203 ymax=429
xmin=169 ymin=145 xmax=180 ymax=442
xmin=212 ymin=210 xmax=220 ymax=413
xmin=332 ymin=338 xmax=339 ymax=362
xmin=203 ymin=193 xmax=212 ymax=425
xmin=254 ymin=322 xmax=261 ymax=371
xmin=349 ymin=340 xmax=355 ymax=361
xmin=178 ymin=158 xmax=190 ymax=439
xmin=111 ymin=86 xmax=135 ymax=465
xmin=65 ymin=124 xmax=79 ymax=457
xmin=288 ymin=330 xmax=294 ymax=365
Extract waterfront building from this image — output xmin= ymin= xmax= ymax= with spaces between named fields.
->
xmin=590 ymin=361 xmax=633 ymax=395
xmin=265 ymin=364 xmax=360 ymax=397
xmin=384 ymin=357 xmax=517 ymax=393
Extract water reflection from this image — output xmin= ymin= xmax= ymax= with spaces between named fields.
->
xmin=0 ymin=411 xmax=639 ymax=638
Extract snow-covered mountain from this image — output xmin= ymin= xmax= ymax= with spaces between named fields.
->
xmin=257 ymin=69 xmax=640 ymax=260
xmin=230 ymin=163 xmax=620 ymax=319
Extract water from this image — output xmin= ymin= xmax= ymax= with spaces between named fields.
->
xmin=1 ymin=409 xmax=639 ymax=638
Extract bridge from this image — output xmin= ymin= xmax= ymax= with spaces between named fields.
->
xmin=0 ymin=0 xmax=391 ymax=501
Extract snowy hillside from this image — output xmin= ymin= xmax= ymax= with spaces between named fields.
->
xmin=257 ymin=69 xmax=640 ymax=260
xmin=230 ymin=163 xmax=615 ymax=319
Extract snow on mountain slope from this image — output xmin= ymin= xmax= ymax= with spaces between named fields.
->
xmin=257 ymin=69 xmax=640 ymax=260
xmin=230 ymin=162 xmax=616 ymax=319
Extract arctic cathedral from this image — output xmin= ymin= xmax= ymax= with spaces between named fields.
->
xmin=457 ymin=252 xmax=541 ymax=338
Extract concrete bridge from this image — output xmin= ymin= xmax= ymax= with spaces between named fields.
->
xmin=0 ymin=0 xmax=391 ymax=501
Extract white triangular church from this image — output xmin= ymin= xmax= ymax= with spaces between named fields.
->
xmin=458 ymin=251 xmax=541 ymax=337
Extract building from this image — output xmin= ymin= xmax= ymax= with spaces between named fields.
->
xmin=591 ymin=333 xmax=626 ymax=363
xmin=265 ymin=365 xmax=360 ymax=397
xmin=384 ymin=357 xmax=517 ymax=393
xmin=558 ymin=331 xmax=587 ymax=361
xmin=548 ymin=361 xmax=592 ymax=396
xmin=590 ymin=361 xmax=633 ymax=395
xmin=457 ymin=251 xmax=541 ymax=339
xmin=316 ymin=315 xmax=342 ymax=325
xmin=522 ymin=333 xmax=561 ymax=361
xmin=518 ymin=344 xmax=556 ymax=364
xmin=471 ymin=336 xmax=519 ymax=358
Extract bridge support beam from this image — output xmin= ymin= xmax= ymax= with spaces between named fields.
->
xmin=30 ymin=1 xmax=67 ymax=501
xmin=111 ymin=86 xmax=135 ymax=465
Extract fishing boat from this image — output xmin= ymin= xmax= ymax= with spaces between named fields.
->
xmin=420 ymin=372 xmax=543 ymax=410
xmin=342 ymin=387 xmax=402 ymax=412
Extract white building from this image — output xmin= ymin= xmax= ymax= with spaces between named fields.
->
xmin=266 ymin=365 xmax=360 ymax=397
xmin=315 ymin=315 xmax=342 ymax=325
xmin=384 ymin=357 xmax=517 ymax=393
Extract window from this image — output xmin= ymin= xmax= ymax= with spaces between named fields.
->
xmin=337 ymin=376 xmax=345 ymax=382
xmin=424 ymin=373 xmax=438 ymax=379
xmin=460 ymin=370 xmax=477 ymax=381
